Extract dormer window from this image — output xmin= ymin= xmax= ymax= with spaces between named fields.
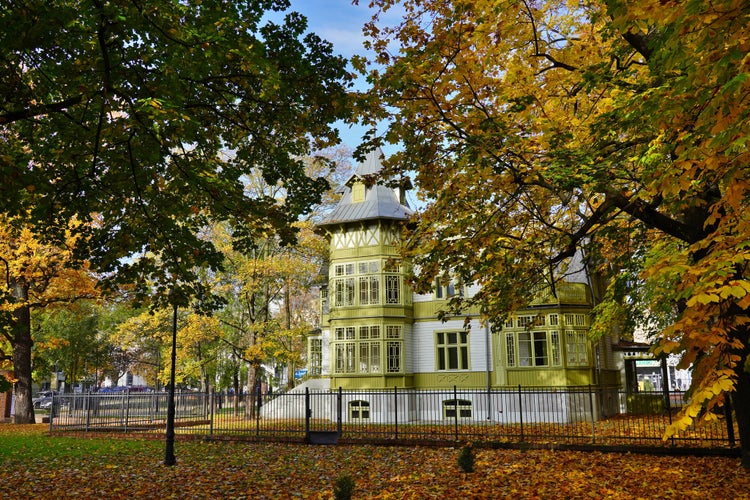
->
xmin=352 ymin=181 xmax=366 ymax=203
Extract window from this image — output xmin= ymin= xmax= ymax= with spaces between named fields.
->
xmin=385 ymin=275 xmax=400 ymax=304
xmin=550 ymin=331 xmax=561 ymax=366
xmin=333 ymin=278 xmax=355 ymax=306
xmin=436 ymin=331 xmax=469 ymax=370
xmin=443 ymin=399 xmax=472 ymax=419
xmin=386 ymin=341 xmax=401 ymax=373
xmin=564 ymin=313 xmax=587 ymax=327
xmin=516 ymin=331 xmax=552 ymax=367
xmin=335 ymin=327 xmax=355 ymax=341
xmin=359 ymin=325 xmax=380 ymax=340
xmin=320 ymin=288 xmax=329 ymax=315
xmin=349 ymin=400 xmax=370 ymax=421
xmin=533 ymin=331 xmax=548 ymax=366
xmin=358 ymin=261 xmax=379 ymax=274
xmin=309 ymin=338 xmax=322 ymax=376
xmin=359 ymin=276 xmax=380 ymax=305
xmin=566 ymin=330 xmax=589 ymax=366
xmin=385 ymin=325 xmax=401 ymax=339
xmin=332 ymin=264 xmax=356 ymax=307
xmin=335 ymin=343 xmax=355 ymax=373
xmin=334 ymin=263 xmax=355 ymax=277
xmin=384 ymin=260 xmax=400 ymax=272
xmin=370 ymin=326 xmax=381 ymax=339
xmin=517 ymin=316 xmax=532 ymax=328
xmin=505 ymin=332 xmax=516 ymax=367
xmin=435 ymin=276 xmax=463 ymax=299
xmin=549 ymin=314 xmax=559 ymax=326
xmin=518 ymin=332 xmax=532 ymax=366
xmin=359 ymin=342 xmax=381 ymax=373
xmin=352 ymin=182 xmax=366 ymax=203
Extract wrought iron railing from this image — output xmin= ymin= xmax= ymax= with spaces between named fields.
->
xmin=46 ymin=385 xmax=738 ymax=454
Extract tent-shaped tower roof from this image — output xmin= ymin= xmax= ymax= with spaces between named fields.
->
xmin=318 ymin=148 xmax=413 ymax=227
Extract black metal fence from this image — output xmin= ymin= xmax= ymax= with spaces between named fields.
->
xmin=46 ymin=385 xmax=739 ymax=454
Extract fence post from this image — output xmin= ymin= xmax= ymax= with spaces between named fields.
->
xmin=454 ymin=385 xmax=459 ymax=442
xmin=123 ymin=390 xmax=130 ymax=432
xmin=48 ymin=393 xmax=55 ymax=432
xmin=337 ymin=387 xmax=343 ymax=436
xmin=588 ymin=385 xmax=596 ymax=444
xmin=209 ymin=389 xmax=215 ymax=438
xmin=255 ymin=386 xmax=262 ymax=437
xmin=304 ymin=387 xmax=310 ymax=442
xmin=85 ymin=391 xmax=90 ymax=432
xmin=394 ymin=386 xmax=398 ymax=440
xmin=518 ymin=385 xmax=524 ymax=443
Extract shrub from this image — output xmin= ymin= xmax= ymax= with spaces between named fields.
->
xmin=627 ymin=394 xmax=664 ymax=415
xmin=457 ymin=443 xmax=475 ymax=473
xmin=334 ymin=474 xmax=355 ymax=500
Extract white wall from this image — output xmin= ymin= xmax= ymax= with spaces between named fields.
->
xmin=411 ymin=318 xmax=491 ymax=373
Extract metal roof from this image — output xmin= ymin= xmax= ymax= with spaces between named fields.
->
xmin=351 ymin=148 xmax=385 ymax=178
xmin=318 ymin=148 xmax=414 ymax=227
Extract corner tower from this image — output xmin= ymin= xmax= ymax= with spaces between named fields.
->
xmin=316 ymin=149 xmax=414 ymax=389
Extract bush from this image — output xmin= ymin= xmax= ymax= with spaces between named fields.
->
xmin=627 ymin=393 xmax=664 ymax=415
xmin=333 ymin=474 xmax=355 ymax=500
xmin=457 ymin=443 xmax=475 ymax=473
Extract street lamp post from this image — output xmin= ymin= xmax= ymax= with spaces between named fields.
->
xmin=164 ymin=300 xmax=178 ymax=466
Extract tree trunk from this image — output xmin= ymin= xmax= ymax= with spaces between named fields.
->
xmin=11 ymin=297 xmax=34 ymax=424
xmin=230 ymin=370 xmax=239 ymax=416
xmin=245 ymin=364 xmax=257 ymax=419
xmin=285 ymin=284 xmax=295 ymax=391
xmin=733 ymin=352 xmax=750 ymax=469
xmin=286 ymin=359 xmax=296 ymax=391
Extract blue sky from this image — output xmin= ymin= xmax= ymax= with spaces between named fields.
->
xmin=268 ymin=1 xmax=397 ymax=153
xmin=288 ymin=0 xmax=376 ymax=60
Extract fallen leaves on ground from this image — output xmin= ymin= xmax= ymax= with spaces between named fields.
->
xmin=0 ymin=424 xmax=747 ymax=499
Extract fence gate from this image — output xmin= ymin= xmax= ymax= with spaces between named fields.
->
xmin=305 ymin=387 xmax=341 ymax=444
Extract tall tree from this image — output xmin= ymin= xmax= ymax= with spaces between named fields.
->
xmin=207 ymin=149 xmax=346 ymax=412
xmin=358 ymin=0 xmax=750 ymax=466
xmin=0 ymin=0 xmax=351 ymax=421
xmin=34 ymin=301 xmax=104 ymax=391
xmin=0 ymin=216 xmax=98 ymax=423
xmin=112 ymin=307 xmax=222 ymax=390
xmin=0 ymin=0 xmax=352 ymax=307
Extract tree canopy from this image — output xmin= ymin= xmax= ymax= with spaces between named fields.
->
xmin=357 ymin=0 xmax=750 ymax=466
xmin=0 ymin=214 xmax=99 ymax=422
xmin=0 ymin=0 xmax=352 ymax=308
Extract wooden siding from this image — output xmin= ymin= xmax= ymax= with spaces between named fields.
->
xmin=327 ymin=305 xmax=413 ymax=321
xmin=412 ymin=300 xmax=482 ymax=320
xmin=504 ymin=368 xmax=595 ymax=386
xmin=329 ymin=374 xmax=414 ymax=390
xmin=411 ymin=319 xmax=490 ymax=374
xmin=529 ymin=282 xmax=592 ymax=306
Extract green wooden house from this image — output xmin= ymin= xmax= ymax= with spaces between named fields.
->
xmin=307 ymin=149 xmax=621 ymax=422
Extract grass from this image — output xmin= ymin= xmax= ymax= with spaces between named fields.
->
xmin=0 ymin=425 xmax=156 ymax=460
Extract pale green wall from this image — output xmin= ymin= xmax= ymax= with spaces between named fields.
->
xmin=320 ymin=219 xmax=610 ymax=390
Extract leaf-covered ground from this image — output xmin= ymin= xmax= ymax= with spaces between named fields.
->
xmin=0 ymin=425 xmax=747 ymax=499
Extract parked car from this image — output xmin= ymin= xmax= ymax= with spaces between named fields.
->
xmin=38 ymin=397 xmax=55 ymax=410
xmin=38 ymin=395 xmax=68 ymax=412
xmin=32 ymin=391 xmax=57 ymax=409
